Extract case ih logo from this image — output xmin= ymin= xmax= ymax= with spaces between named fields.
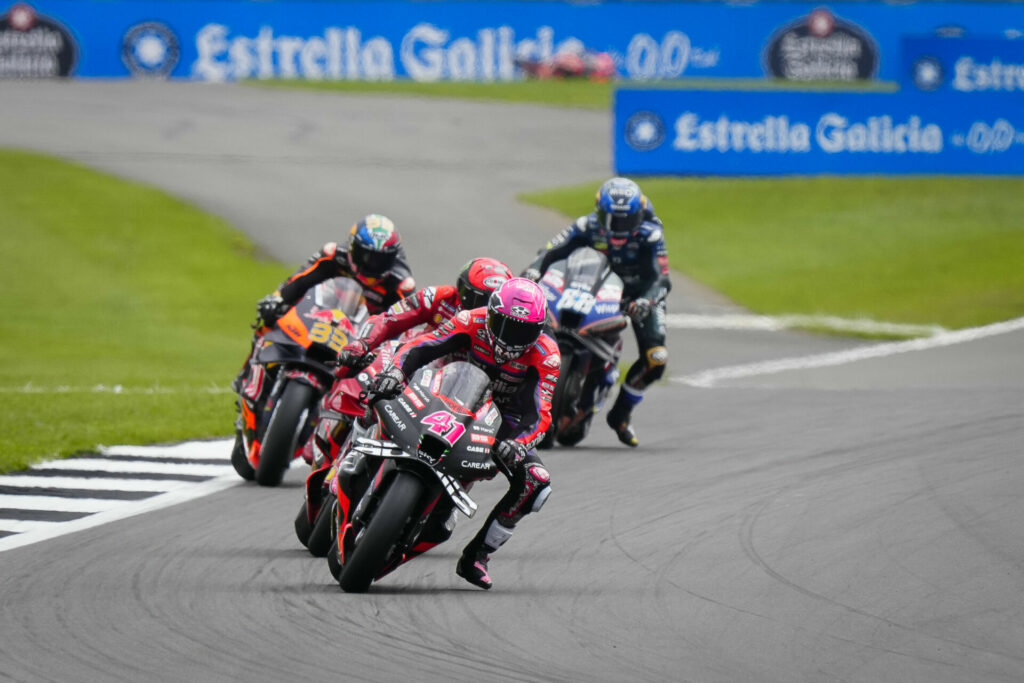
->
xmin=764 ymin=8 xmax=878 ymax=81
xmin=0 ymin=3 xmax=77 ymax=78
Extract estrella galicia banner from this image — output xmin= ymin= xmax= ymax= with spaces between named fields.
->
xmin=4 ymin=0 xmax=1024 ymax=82
xmin=0 ymin=2 xmax=76 ymax=78
xmin=615 ymin=88 xmax=1024 ymax=175
xmin=903 ymin=36 xmax=1024 ymax=94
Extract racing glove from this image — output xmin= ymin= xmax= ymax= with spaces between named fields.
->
xmin=625 ymin=298 xmax=654 ymax=320
xmin=257 ymin=293 xmax=287 ymax=326
xmin=371 ymin=365 xmax=405 ymax=401
xmin=335 ymin=339 xmax=371 ymax=375
xmin=492 ymin=439 xmax=529 ymax=471
xmin=522 ymin=268 xmax=542 ymax=283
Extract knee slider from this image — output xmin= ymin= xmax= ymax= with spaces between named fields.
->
xmin=527 ymin=465 xmax=552 ymax=512
xmin=645 ymin=345 xmax=668 ymax=368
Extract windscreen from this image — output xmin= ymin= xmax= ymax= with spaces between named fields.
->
xmin=314 ymin=277 xmax=366 ymax=320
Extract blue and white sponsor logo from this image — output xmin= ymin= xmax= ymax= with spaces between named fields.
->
xmin=624 ymin=111 xmax=665 ymax=151
xmin=122 ymin=21 xmax=180 ymax=78
xmin=912 ymin=56 xmax=943 ymax=91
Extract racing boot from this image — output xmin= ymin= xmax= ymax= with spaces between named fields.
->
xmin=456 ymin=518 xmax=514 ymax=590
xmin=605 ymin=385 xmax=642 ymax=448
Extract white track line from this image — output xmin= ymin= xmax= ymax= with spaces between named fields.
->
xmin=0 ymin=519 xmax=61 ymax=534
xmin=0 ymin=475 xmax=190 ymax=492
xmin=666 ymin=313 xmax=944 ymax=337
xmin=30 ymin=459 xmax=233 ymax=476
xmin=675 ymin=316 xmax=1024 ymax=388
xmin=0 ymin=472 xmax=240 ymax=553
xmin=0 ymin=494 xmax=126 ymax=513
xmin=99 ymin=440 xmax=235 ymax=459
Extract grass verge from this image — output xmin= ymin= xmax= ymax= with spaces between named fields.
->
xmin=0 ymin=148 xmax=291 ymax=472
xmin=521 ymin=176 xmax=1024 ymax=330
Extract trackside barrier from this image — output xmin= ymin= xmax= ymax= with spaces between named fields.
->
xmin=614 ymin=88 xmax=1024 ymax=175
xmin=1 ymin=1 xmax=1022 ymax=82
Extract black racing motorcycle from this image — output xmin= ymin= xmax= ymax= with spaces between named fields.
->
xmin=535 ymin=247 xmax=628 ymax=448
xmin=326 ymin=361 xmax=502 ymax=592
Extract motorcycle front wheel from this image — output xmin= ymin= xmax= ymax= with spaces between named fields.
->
xmin=256 ymin=380 xmax=315 ymax=486
xmin=338 ymin=470 xmax=423 ymax=593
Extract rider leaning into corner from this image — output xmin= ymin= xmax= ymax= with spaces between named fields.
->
xmin=233 ymin=214 xmax=415 ymax=392
xmin=523 ymin=177 xmax=671 ymax=448
xmin=334 ymin=256 xmax=513 ymax=369
xmin=304 ymin=257 xmax=513 ymax=464
xmin=369 ymin=277 xmax=559 ymax=590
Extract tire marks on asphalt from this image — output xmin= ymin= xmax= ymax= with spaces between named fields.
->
xmin=0 ymin=438 xmax=237 ymax=552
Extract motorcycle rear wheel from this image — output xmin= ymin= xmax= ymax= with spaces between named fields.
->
xmin=256 ymin=380 xmax=314 ymax=486
xmin=338 ymin=471 xmax=423 ymax=593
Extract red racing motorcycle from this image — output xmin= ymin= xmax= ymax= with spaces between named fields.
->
xmin=325 ymin=361 xmax=503 ymax=592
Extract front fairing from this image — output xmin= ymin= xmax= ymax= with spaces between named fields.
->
xmin=371 ymin=362 xmax=500 ymax=484
xmin=538 ymin=247 xmax=627 ymax=354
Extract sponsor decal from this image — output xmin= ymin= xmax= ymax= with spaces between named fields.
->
xmin=543 ymin=355 xmax=560 ymax=369
xmin=465 ymin=446 xmax=492 ymax=455
xmin=404 ymin=387 xmax=425 ymax=409
xmin=383 ymin=403 xmax=407 ymax=431
xmin=0 ymin=2 xmax=76 ymax=78
xmin=509 ymin=305 xmax=530 ymax=318
xmin=625 ymin=110 xmax=666 ymax=151
xmin=912 ymin=56 xmax=943 ymax=91
xmin=673 ymin=112 xmax=943 ymax=154
xmin=122 ymin=21 xmax=180 ymax=78
xmin=461 ymin=458 xmax=493 ymax=468
xmin=764 ymin=8 xmax=878 ymax=81
xmin=484 ymin=406 xmax=500 ymax=426
xmin=953 ymin=56 xmax=1024 ymax=93
xmin=470 ymin=432 xmax=495 ymax=444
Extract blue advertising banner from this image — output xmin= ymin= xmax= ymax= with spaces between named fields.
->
xmin=903 ymin=35 xmax=1024 ymax=94
xmin=615 ymin=88 xmax=1024 ymax=175
xmin=1 ymin=1 xmax=1023 ymax=82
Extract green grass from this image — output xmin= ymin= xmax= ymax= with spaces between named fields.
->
xmin=522 ymin=176 xmax=1024 ymax=330
xmin=0 ymin=148 xmax=292 ymax=472
xmin=251 ymin=77 xmax=897 ymax=110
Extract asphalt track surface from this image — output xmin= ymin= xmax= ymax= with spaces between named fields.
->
xmin=2 ymin=82 xmax=1023 ymax=683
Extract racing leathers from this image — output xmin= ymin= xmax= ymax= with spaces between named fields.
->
xmin=525 ymin=212 xmax=671 ymax=446
xmin=303 ymin=285 xmax=462 ymax=465
xmin=387 ymin=308 xmax=559 ymax=588
xmin=277 ymin=241 xmax=415 ymax=316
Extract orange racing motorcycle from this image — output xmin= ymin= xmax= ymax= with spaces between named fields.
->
xmin=232 ymin=277 xmax=367 ymax=486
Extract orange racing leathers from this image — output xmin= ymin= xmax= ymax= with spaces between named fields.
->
xmin=278 ymin=241 xmax=415 ymax=315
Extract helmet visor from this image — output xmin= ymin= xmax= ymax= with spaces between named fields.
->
xmin=458 ymin=282 xmax=489 ymax=311
xmin=487 ymin=311 xmax=542 ymax=349
xmin=602 ymin=209 xmax=643 ymax=235
xmin=351 ymin=245 xmax=397 ymax=278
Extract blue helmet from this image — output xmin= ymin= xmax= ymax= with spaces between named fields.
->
xmin=595 ymin=177 xmax=646 ymax=235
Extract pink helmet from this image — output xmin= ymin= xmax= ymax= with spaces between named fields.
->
xmin=486 ymin=277 xmax=547 ymax=364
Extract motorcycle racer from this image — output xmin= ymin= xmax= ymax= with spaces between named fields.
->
xmin=523 ymin=177 xmax=671 ymax=448
xmin=232 ymin=214 xmax=415 ymax=465
xmin=300 ymin=257 xmax=513 ymax=467
xmin=256 ymin=214 xmax=415 ymax=326
xmin=335 ymin=257 xmax=513 ymax=370
xmin=369 ymin=277 xmax=559 ymax=590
